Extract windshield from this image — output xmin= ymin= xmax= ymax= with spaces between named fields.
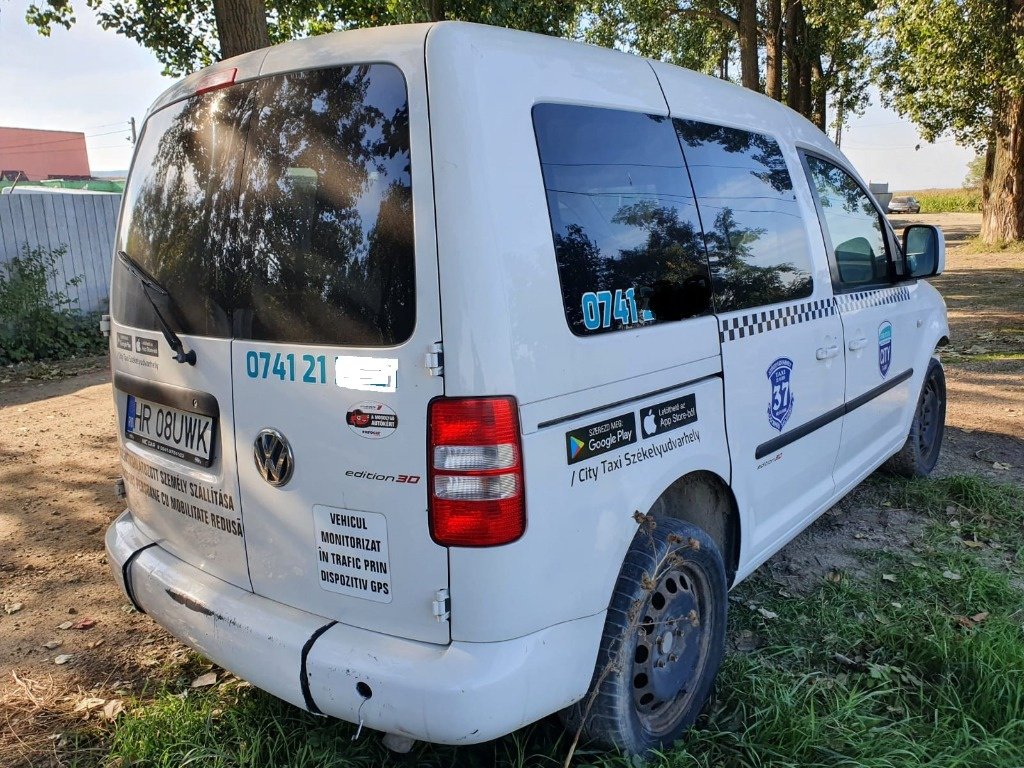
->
xmin=112 ymin=63 xmax=415 ymax=346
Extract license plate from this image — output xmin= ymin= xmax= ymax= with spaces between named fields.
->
xmin=125 ymin=395 xmax=215 ymax=467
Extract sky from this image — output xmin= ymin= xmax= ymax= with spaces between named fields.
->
xmin=0 ymin=0 xmax=977 ymax=190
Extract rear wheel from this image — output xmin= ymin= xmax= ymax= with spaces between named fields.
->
xmin=886 ymin=358 xmax=946 ymax=477
xmin=562 ymin=518 xmax=727 ymax=756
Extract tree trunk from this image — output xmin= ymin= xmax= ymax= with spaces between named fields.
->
xmin=764 ymin=0 xmax=783 ymax=101
xmin=213 ymin=0 xmax=269 ymax=60
xmin=980 ymin=91 xmax=1024 ymax=243
xmin=737 ymin=0 xmax=759 ymax=92
xmin=425 ymin=0 xmax=445 ymax=21
xmin=785 ymin=0 xmax=802 ymax=112
xmin=811 ymin=57 xmax=826 ymax=131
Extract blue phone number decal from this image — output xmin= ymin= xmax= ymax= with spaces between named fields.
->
xmin=581 ymin=289 xmax=653 ymax=331
xmin=245 ymin=351 xmax=328 ymax=384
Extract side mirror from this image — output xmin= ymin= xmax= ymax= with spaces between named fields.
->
xmin=902 ymin=225 xmax=945 ymax=278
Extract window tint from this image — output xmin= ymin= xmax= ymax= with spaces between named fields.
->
xmin=804 ymin=155 xmax=890 ymax=288
xmin=533 ymin=103 xmax=712 ymax=336
xmin=674 ymin=120 xmax=814 ymax=312
xmin=114 ymin=64 xmax=415 ymax=346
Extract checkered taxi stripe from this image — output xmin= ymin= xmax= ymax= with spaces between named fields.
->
xmin=834 ymin=285 xmax=912 ymax=312
xmin=718 ymin=286 xmax=912 ymax=344
xmin=719 ymin=298 xmax=836 ymax=343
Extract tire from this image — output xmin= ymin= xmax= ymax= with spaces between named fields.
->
xmin=886 ymin=358 xmax=946 ymax=477
xmin=561 ymin=518 xmax=728 ymax=756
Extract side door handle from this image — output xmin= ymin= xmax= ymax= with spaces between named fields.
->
xmin=816 ymin=345 xmax=840 ymax=360
xmin=847 ymin=337 xmax=869 ymax=351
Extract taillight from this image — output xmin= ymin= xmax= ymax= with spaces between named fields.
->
xmin=194 ymin=67 xmax=237 ymax=95
xmin=428 ymin=397 xmax=526 ymax=547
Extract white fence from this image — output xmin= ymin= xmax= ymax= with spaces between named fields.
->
xmin=0 ymin=192 xmax=120 ymax=315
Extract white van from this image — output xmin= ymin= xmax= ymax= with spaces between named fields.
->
xmin=105 ymin=21 xmax=949 ymax=755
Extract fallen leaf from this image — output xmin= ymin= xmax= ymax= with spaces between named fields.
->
xmin=101 ymin=700 xmax=124 ymax=721
xmin=70 ymin=618 xmax=96 ymax=631
xmin=949 ymin=519 xmax=961 ymax=529
xmin=4 ymin=602 xmax=23 ymax=615
xmin=191 ymin=672 xmax=218 ymax=688
xmin=89 ymin=639 xmax=105 ymax=649
xmin=882 ymin=573 xmax=898 ymax=583
xmin=73 ymin=698 xmax=106 ymax=713
xmin=911 ymin=561 xmax=926 ymax=568
xmin=57 ymin=621 xmax=74 ymax=630
xmin=971 ymin=612 xmax=990 ymax=623
xmin=734 ymin=630 xmax=758 ymax=652
xmin=826 ymin=570 xmax=843 ymax=583
xmin=890 ymin=602 xmax=903 ymax=609
xmin=54 ymin=655 xmax=73 ymax=666
xmin=942 ymin=570 xmax=963 ymax=581
xmin=954 ymin=615 xmax=975 ymax=629
xmin=757 ymin=607 xmax=778 ymax=620
xmin=42 ymin=640 xmax=62 ymax=650
xmin=963 ymin=539 xmax=986 ymax=549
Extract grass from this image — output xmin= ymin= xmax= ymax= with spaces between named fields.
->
xmin=81 ymin=476 xmax=1024 ymax=768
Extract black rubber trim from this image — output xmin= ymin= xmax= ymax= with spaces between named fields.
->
xmin=300 ymin=621 xmax=338 ymax=715
xmin=121 ymin=542 xmax=159 ymax=614
xmin=755 ymin=368 xmax=913 ymax=460
xmin=114 ymin=370 xmax=220 ymax=418
xmin=537 ymin=375 xmax=716 ymax=430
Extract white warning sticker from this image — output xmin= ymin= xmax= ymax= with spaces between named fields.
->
xmin=313 ymin=505 xmax=392 ymax=603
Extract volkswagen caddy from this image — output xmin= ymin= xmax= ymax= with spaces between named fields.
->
xmin=105 ymin=21 xmax=949 ymax=755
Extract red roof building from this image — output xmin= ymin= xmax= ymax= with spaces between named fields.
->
xmin=0 ymin=127 xmax=91 ymax=181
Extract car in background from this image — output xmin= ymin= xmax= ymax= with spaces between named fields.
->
xmin=888 ymin=195 xmax=922 ymax=214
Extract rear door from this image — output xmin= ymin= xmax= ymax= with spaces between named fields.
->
xmin=110 ymin=72 xmax=261 ymax=592
xmin=668 ymin=119 xmax=845 ymax=553
xmin=231 ymin=54 xmax=450 ymax=643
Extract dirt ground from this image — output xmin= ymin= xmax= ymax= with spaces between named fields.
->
xmin=1 ymin=212 xmax=1021 ymax=766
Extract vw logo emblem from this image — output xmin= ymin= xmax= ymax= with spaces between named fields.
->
xmin=253 ymin=429 xmax=294 ymax=487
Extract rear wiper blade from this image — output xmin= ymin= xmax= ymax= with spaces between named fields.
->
xmin=117 ymin=250 xmax=196 ymax=366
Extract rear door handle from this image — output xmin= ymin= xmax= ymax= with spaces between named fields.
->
xmin=847 ymin=337 xmax=869 ymax=351
xmin=816 ymin=345 xmax=839 ymax=360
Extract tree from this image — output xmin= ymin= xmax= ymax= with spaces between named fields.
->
xmin=578 ymin=1 xmax=873 ymax=132
xmin=963 ymin=153 xmax=986 ymax=189
xmin=872 ymin=0 xmax=1024 ymax=242
xmin=22 ymin=0 xmax=578 ymax=76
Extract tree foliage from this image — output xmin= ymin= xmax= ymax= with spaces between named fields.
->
xmin=23 ymin=0 xmax=578 ymax=75
xmin=872 ymin=0 xmax=1024 ymax=241
xmin=871 ymin=0 xmax=1022 ymax=148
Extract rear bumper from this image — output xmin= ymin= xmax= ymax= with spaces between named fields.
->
xmin=106 ymin=510 xmax=603 ymax=744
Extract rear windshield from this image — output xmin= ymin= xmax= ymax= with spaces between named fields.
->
xmin=112 ymin=63 xmax=415 ymax=346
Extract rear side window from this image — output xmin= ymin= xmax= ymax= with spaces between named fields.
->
xmin=533 ymin=104 xmax=713 ymax=336
xmin=114 ymin=64 xmax=415 ymax=346
xmin=674 ymin=121 xmax=814 ymax=312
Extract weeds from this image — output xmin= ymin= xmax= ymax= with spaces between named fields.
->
xmin=0 ymin=242 xmax=105 ymax=364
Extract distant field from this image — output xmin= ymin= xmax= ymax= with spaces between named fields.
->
xmin=895 ymin=188 xmax=982 ymax=213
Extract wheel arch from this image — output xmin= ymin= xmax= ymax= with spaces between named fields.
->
xmin=646 ymin=470 xmax=741 ymax=587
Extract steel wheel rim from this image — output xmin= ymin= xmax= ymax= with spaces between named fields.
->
xmin=917 ymin=373 xmax=942 ymax=463
xmin=630 ymin=560 xmax=714 ymax=735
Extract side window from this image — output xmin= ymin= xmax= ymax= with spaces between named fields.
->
xmin=674 ymin=120 xmax=814 ymax=313
xmin=804 ymin=155 xmax=892 ymax=290
xmin=533 ymin=104 xmax=712 ymax=336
